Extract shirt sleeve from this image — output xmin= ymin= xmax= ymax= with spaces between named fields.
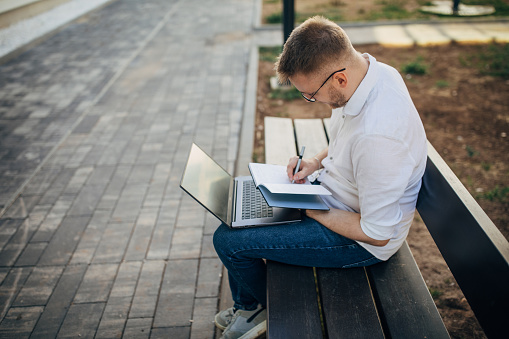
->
xmin=351 ymin=135 xmax=416 ymax=240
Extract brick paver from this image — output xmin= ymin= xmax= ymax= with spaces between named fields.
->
xmin=0 ymin=0 xmax=253 ymax=337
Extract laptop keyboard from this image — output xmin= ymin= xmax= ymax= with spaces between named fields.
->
xmin=242 ymin=180 xmax=273 ymax=220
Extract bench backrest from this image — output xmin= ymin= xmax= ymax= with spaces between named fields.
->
xmin=418 ymin=143 xmax=509 ymax=338
xmin=265 ymin=116 xmax=509 ymax=338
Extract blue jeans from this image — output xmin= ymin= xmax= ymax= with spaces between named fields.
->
xmin=213 ymin=215 xmax=382 ymax=311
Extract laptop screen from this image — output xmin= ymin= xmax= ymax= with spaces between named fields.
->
xmin=180 ymin=144 xmax=231 ymax=224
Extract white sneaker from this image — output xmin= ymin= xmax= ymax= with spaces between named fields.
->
xmin=220 ymin=305 xmax=266 ymax=339
xmin=215 ymin=307 xmax=236 ymax=330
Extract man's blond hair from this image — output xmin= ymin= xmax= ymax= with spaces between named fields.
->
xmin=275 ymin=16 xmax=356 ymax=84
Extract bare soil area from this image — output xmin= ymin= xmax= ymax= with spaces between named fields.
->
xmin=255 ymin=43 xmax=509 ymax=339
xmin=261 ymin=0 xmax=508 ymax=24
xmin=262 ymin=0 xmax=432 ymax=23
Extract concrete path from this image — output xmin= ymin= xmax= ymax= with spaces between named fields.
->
xmin=0 ymin=0 xmax=508 ymax=337
xmin=258 ymin=19 xmax=509 ymax=47
xmin=0 ymin=0 xmax=253 ymax=337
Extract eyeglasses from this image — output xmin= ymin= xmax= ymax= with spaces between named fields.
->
xmin=300 ymin=68 xmax=346 ymax=102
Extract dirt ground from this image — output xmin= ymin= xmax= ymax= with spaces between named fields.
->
xmin=255 ymin=42 xmax=508 ymax=338
xmin=262 ymin=0 xmax=446 ymax=24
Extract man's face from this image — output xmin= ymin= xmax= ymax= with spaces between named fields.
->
xmin=290 ymin=72 xmax=348 ymax=110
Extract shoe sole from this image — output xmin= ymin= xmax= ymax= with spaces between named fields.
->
xmin=214 ymin=319 xmax=226 ymax=331
xmin=215 ymin=320 xmax=227 ymax=331
xmin=214 ymin=314 xmax=228 ymax=331
xmin=238 ymin=321 xmax=266 ymax=339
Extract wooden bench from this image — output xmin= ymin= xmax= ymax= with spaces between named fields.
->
xmin=263 ymin=116 xmax=509 ymax=339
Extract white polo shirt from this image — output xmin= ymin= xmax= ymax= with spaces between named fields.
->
xmin=318 ymin=53 xmax=427 ymax=261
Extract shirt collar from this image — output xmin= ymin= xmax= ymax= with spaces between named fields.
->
xmin=339 ymin=53 xmax=379 ymax=117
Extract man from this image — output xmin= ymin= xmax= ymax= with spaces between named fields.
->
xmin=213 ymin=16 xmax=427 ymax=339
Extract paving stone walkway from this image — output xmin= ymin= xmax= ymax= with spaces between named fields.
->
xmin=0 ymin=0 xmax=253 ymax=337
xmin=0 ymin=0 xmax=508 ymax=337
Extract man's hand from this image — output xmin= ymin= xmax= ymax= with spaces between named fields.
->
xmin=287 ymin=157 xmax=320 ymax=184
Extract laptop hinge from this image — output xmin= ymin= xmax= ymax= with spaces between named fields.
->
xmin=230 ymin=179 xmax=237 ymax=223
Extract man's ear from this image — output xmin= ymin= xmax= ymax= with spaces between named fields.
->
xmin=333 ymin=72 xmax=348 ymax=88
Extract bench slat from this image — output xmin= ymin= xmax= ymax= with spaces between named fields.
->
xmin=367 ymin=242 xmax=450 ymax=339
xmin=264 ymin=117 xmax=297 ymax=165
xmin=266 ymin=261 xmax=323 ymax=338
xmin=317 ymin=267 xmax=384 ymax=339
xmin=417 ymin=143 xmax=509 ymax=338
xmin=294 ymin=119 xmax=328 ymax=159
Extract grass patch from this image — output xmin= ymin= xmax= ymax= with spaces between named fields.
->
xmin=477 ymin=43 xmax=509 ymax=79
xmin=465 ymin=145 xmax=479 ymax=157
xmin=429 ymin=287 xmax=443 ymax=299
xmin=481 ymin=186 xmax=509 ymax=202
xmin=464 ymin=0 xmax=509 ymax=16
xmin=435 ymin=79 xmax=449 ymax=88
xmin=481 ymin=162 xmax=491 ymax=171
xmin=269 ymin=86 xmax=302 ymax=100
xmin=367 ymin=0 xmax=413 ymax=20
xmin=260 ymin=46 xmax=282 ymax=62
xmin=462 ymin=43 xmax=509 ymax=79
xmin=266 ymin=12 xmax=283 ymax=24
xmin=401 ymin=56 xmax=429 ymax=75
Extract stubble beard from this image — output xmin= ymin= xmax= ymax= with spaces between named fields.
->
xmin=328 ymin=86 xmax=348 ymax=109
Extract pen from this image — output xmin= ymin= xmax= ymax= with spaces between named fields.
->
xmin=292 ymin=146 xmax=305 ymax=183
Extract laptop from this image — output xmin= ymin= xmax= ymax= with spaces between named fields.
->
xmin=180 ymin=143 xmax=302 ymax=228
